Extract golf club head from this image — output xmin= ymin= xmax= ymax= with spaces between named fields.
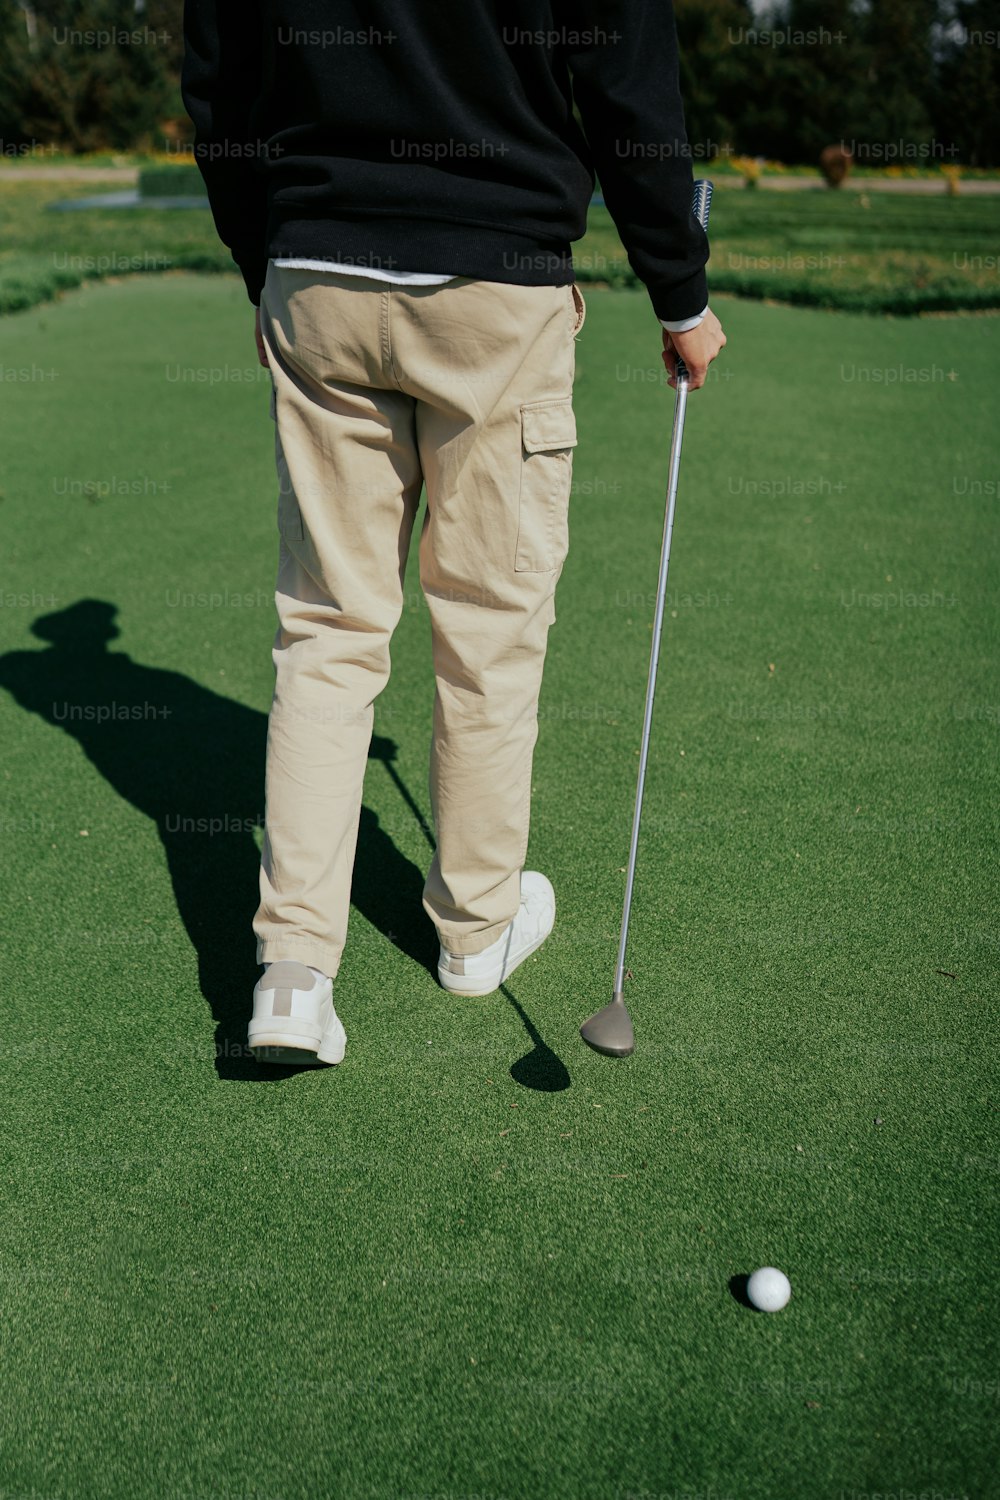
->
xmin=579 ymin=992 xmax=635 ymax=1057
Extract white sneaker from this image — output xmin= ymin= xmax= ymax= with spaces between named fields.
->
xmin=438 ymin=871 xmax=556 ymax=996
xmin=248 ymin=960 xmax=346 ymax=1065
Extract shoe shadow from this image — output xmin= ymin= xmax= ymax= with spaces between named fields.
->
xmin=0 ymin=599 xmax=436 ymax=1082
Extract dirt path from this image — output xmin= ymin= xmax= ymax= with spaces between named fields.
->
xmin=0 ymin=165 xmax=140 ymax=182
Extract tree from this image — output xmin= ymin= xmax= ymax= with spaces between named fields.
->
xmin=758 ymin=0 xmax=870 ymax=161
xmin=858 ymin=0 xmax=942 ymax=162
xmin=934 ymin=0 xmax=1000 ymax=165
xmin=674 ymin=0 xmax=768 ymax=159
xmin=0 ymin=0 xmax=184 ymax=153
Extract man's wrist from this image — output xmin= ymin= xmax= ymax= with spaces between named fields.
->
xmin=660 ymin=305 xmax=709 ymax=335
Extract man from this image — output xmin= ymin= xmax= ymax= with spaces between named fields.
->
xmin=181 ymin=1 xmax=727 ymax=1066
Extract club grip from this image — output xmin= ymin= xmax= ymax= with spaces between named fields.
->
xmin=691 ymin=178 xmax=713 ymax=231
xmin=673 ymin=178 xmax=713 ymax=384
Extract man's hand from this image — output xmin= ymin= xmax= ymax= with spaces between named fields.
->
xmin=662 ymin=309 xmax=727 ymax=392
xmin=254 ymin=307 xmax=269 ymax=368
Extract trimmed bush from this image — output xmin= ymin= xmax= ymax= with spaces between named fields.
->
xmin=138 ymin=165 xmax=206 ymax=199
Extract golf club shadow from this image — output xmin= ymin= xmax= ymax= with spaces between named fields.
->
xmin=503 ymin=985 xmax=571 ymax=1093
xmin=372 ymin=733 xmax=573 ymax=1094
xmin=0 ymin=599 xmax=439 ymax=1083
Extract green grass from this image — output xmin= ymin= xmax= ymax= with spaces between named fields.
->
xmin=2 ymin=175 xmax=1000 ymax=316
xmin=583 ymin=191 xmax=1000 ymax=313
xmin=0 ymin=274 xmax=997 ymax=1500
xmin=0 ymin=180 xmax=228 ymax=314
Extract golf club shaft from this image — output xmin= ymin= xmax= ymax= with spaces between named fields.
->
xmin=612 ymin=180 xmax=712 ymax=998
xmin=612 ymin=377 xmax=689 ymax=995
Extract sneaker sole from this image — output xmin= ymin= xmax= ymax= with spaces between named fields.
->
xmin=252 ymin=1043 xmax=323 ymax=1066
xmin=248 ymin=1018 xmax=346 ymax=1067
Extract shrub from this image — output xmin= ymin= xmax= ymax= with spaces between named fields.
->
xmin=138 ymin=164 xmax=205 ymax=198
xmin=819 ymin=145 xmax=852 ymax=188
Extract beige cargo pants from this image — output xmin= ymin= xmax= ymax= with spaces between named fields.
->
xmin=253 ymin=263 xmax=586 ymax=978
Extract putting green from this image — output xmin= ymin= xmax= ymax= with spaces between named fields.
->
xmin=0 ymin=274 xmax=996 ymax=1500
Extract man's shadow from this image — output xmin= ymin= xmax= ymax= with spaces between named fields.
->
xmin=0 ymin=600 xmax=569 ymax=1088
xmin=0 ymin=600 xmax=435 ymax=1080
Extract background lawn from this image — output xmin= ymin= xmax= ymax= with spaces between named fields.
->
xmin=2 ymin=174 xmax=1000 ymax=315
xmin=584 ymin=189 xmax=1000 ymax=313
xmin=0 ymin=272 xmax=997 ymax=1499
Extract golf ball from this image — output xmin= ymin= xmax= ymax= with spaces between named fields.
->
xmin=746 ymin=1266 xmax=792 ymax=1312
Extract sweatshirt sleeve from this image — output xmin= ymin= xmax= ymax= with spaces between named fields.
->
xmin=181 ymin=0 xmax=269 ymax=306
xmin=555 ymin=0 xmax=709 ymax=323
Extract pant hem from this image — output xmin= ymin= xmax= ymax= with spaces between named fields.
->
xmin=257 ymin=938 xmax=342 ymax=978
xmin=435 ymin=915 xmax=514 ymax=957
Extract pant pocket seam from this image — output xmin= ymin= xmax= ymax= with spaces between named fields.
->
xmin=275 ymin=443 xmax=305 ymax=543
xmin=571 ymin=283 xmax=587 ymax=336
xmin=514 ymin=399 xmax=576 ymax=574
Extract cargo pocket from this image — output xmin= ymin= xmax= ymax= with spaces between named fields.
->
xmin=515 ymin=397 xmax=577 ymax=573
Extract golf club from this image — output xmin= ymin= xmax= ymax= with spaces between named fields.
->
xmin=580 ymin=178 xmax=714 ymax=1058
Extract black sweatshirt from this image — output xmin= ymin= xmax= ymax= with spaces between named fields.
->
xmin=181 ymin=0 xmax=709 ymax=322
